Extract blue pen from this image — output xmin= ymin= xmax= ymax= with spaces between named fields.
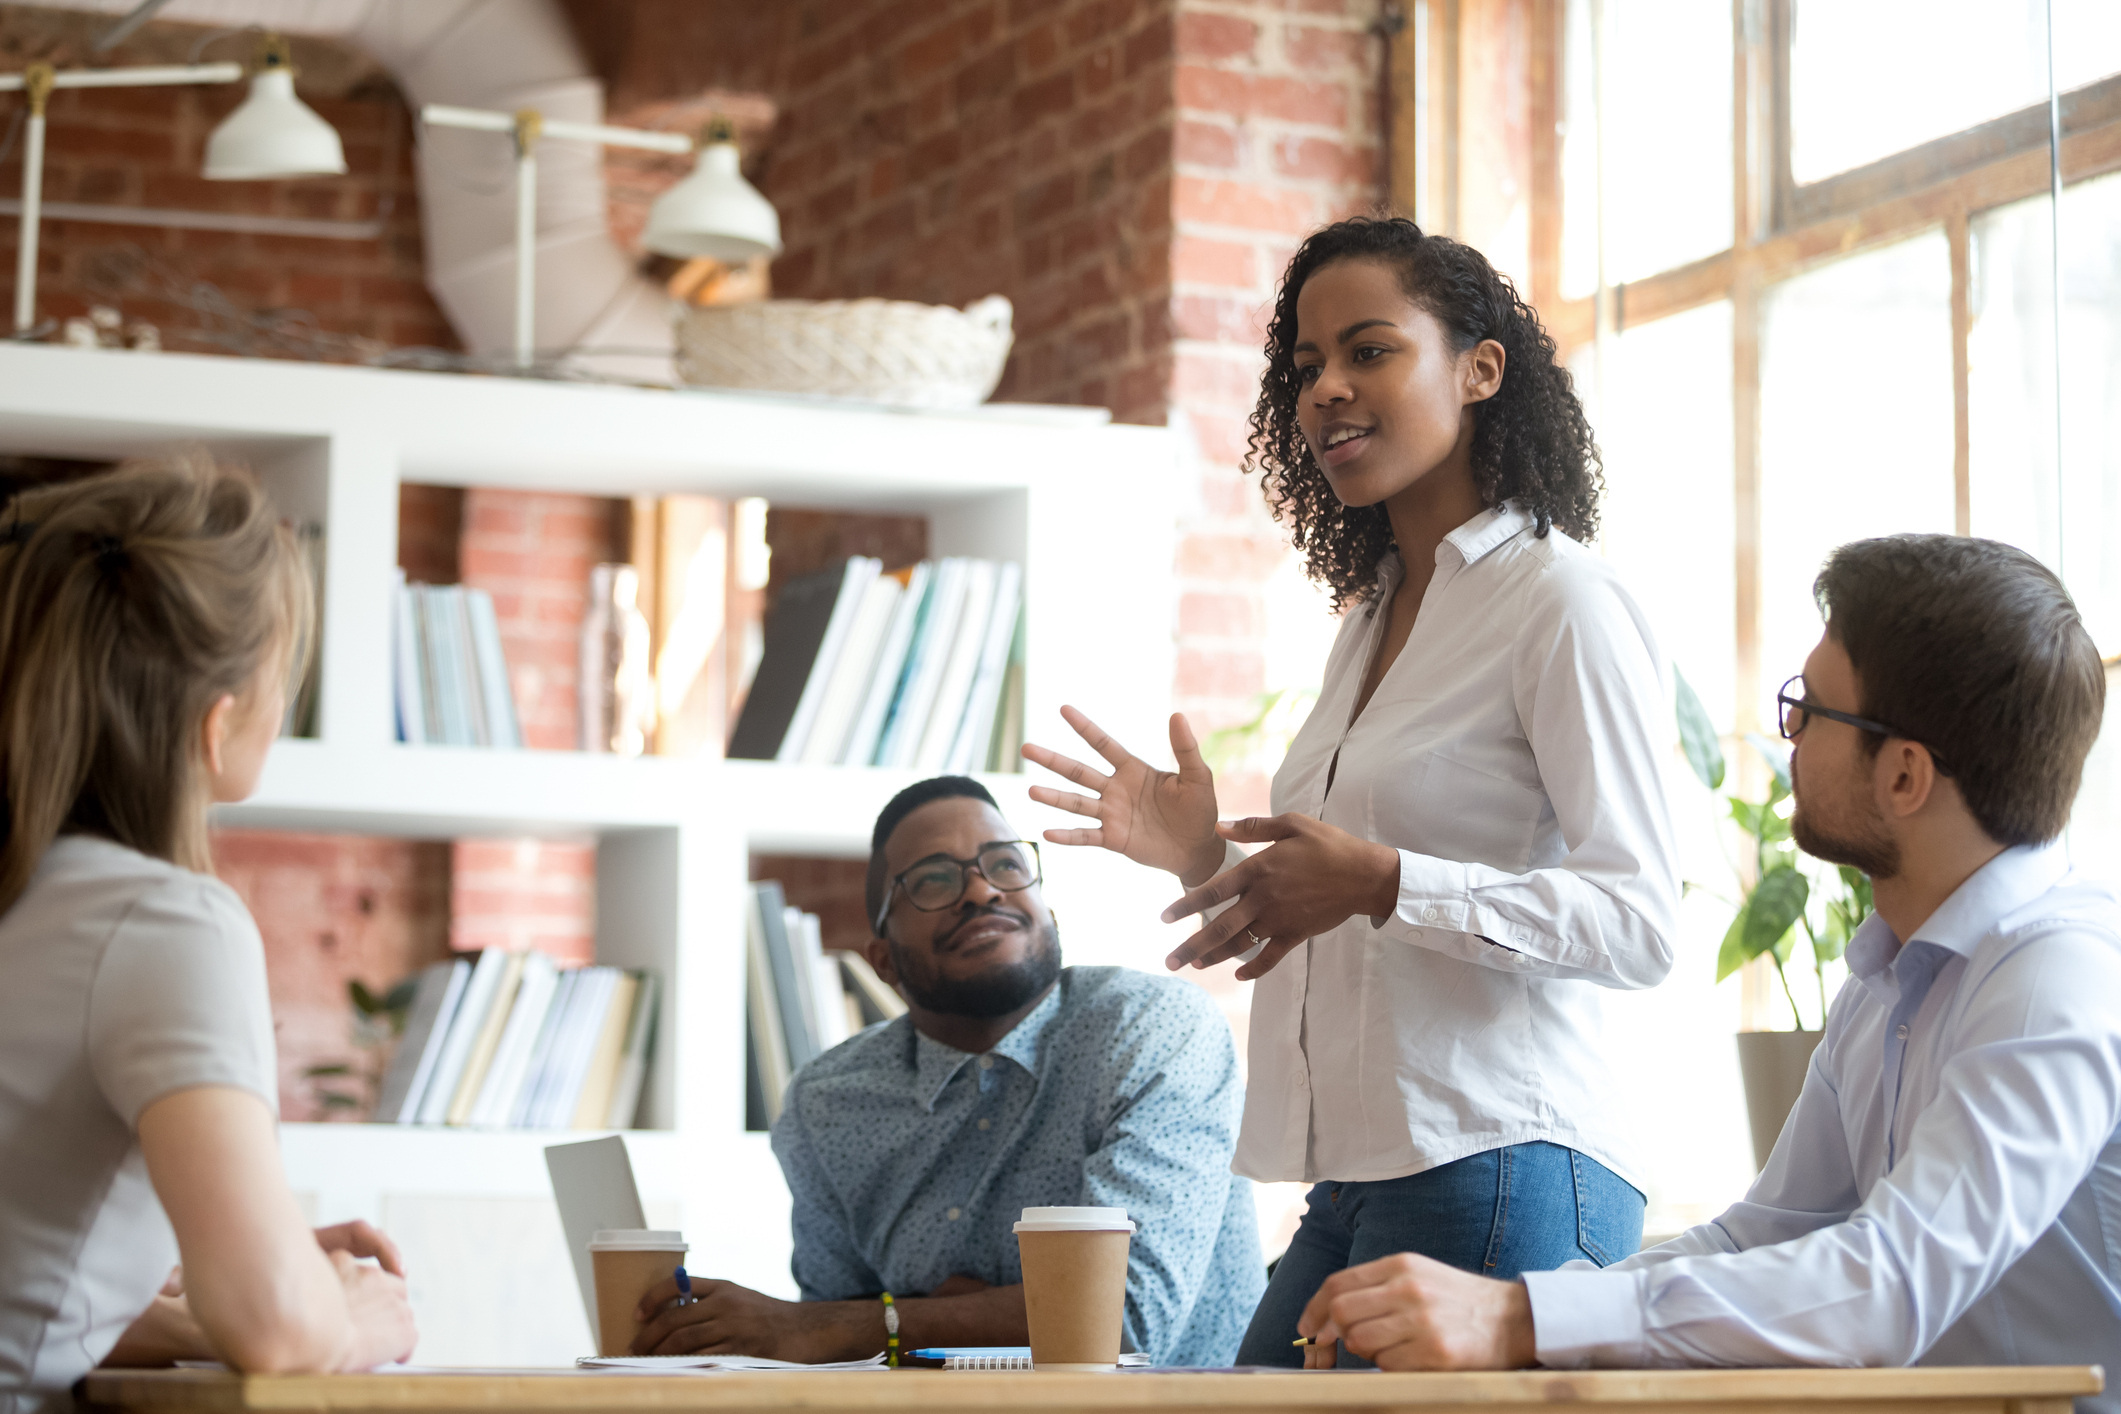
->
xmin=674 ymin=1267 xmax=696 ymax=1307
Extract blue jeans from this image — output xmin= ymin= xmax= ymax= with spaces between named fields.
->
xmin=1234 ymin=1142 xmax=1644 ymax=1368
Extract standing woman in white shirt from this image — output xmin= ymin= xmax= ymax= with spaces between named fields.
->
xmin=1023 ymin=216 xmax=1679 ymax=1367
xmin=0 ymin=463 xmax=415 ymax=1414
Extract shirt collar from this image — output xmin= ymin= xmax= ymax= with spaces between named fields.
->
xmin=1439 ymin=501 xmax=1534 ymax=567
xmin=909 ymin=979 xmax=1066 ymax=1112
xmin=1845 ymin=843 xmax=2069 ymax=983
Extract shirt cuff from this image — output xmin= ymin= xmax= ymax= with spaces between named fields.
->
xmin=1373 ymin=848 xmax=1470 ymax=930
xmin=1523 ymin=1267 xmax=1647 ymax=1369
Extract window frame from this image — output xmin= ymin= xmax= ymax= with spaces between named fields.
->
xmin=1403 ymin=0 xmax=2121 ymax=745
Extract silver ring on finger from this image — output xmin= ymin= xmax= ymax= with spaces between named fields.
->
xmin=1243 ymin=927 xmax=1266 ymax=947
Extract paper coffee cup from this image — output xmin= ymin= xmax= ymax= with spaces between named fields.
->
xmin=1014 ymin=1207 xmax=1136 ymax=1371
xmin=588 ymin=1229 xmax=689 ymax=1357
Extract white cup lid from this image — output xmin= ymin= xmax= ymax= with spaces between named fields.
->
xmin=589 ymin=1229 xmax=688 ymax=1251
xmin=1013 ymin=1206 xmax=1136 ymax=1233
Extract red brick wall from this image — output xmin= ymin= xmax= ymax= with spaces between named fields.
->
xmin=1168 ymin=0 xmax=1383 ymax=811
xmin=0 ymin=16 xmax=453 ymax=355
xmin=586 ymin=0 xmax=1179 ymax=426
xmin=459 ymin=489 xmax=629 ymax=753
xmin=211 ymin=831 xmax=452 ymax=1122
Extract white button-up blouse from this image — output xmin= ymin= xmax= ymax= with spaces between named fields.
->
xmin=1233 ymin=502 xmax=1679 ymax=1187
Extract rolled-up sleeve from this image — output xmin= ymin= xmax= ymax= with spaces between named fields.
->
xmin=1080 ymin=985 xmax=1252 ymax=1365
xmin=771 ymin=1100 xmax=881 ymax=1302
xmin=1378 ymin=563 xmax=1678 ymax=990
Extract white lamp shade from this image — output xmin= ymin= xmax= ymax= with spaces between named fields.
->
xmin=643 ymin=142 xmax=782 ymax=261
xmin=204 ymin=67 xmax=347 ymax=180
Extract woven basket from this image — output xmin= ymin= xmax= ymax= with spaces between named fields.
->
xmin=674 ymin=295 xmax=1014 ymax=409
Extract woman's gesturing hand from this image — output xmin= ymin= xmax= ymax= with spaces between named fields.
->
xmin=1159 ymin=814 xmax=1402 ymax=979
xmin=1022 ymin=707 xmax=1226 ymax=886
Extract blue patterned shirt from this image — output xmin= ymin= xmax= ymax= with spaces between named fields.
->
xmin=770 ymin=965 xmax=1263 ymax=1367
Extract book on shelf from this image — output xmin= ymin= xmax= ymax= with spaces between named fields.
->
xmin=744 ymin=880 xmax=908 ymax=1131
xmin=726 ymin=561 xmax=854 ymax=761
xmin=391 ymin=576 xmax=523 ymax=749
xmin=374 ymin=957 xmax=469 ymax=1123
xmin=370 ymin=951 xmax=660 ymax=1130
xmin=729 ymin=557 xmax=1025 ymax=772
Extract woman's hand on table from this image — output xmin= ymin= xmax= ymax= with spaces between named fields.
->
xmin=1159 ymin=814 xmax=1401 ymax=979
xmin=1022 ymin=708 xmax=1227 ymax=887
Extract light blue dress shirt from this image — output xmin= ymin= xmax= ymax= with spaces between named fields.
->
xmin=1525 ymin=845 xmax=2121 ymax=1409
xmin=770 ymin=965 xmax=1264 ymax=1367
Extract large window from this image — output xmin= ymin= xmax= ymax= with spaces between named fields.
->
xmin=1524 ymin=0 xmax=2121 ymax=1229
xmin=1550 ymin=0 xmax=2121 ymax=723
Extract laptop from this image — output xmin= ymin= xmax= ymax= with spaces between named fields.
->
xmin=545 ymin=1135 xmax=648 ymax=1330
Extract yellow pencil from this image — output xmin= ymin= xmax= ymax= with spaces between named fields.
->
xmin=1292 ymin=1336 xmax=1316 ymax=1347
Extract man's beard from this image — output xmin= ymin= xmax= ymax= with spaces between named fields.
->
xmin=1790 ymin=756 xmax=1900 ymax=880
xmin=890 ymin=906 xmax=1063 ymax=1019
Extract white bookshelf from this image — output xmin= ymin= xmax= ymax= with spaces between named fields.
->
xmin=0 ymin=344 xmax=1184 ymax=1362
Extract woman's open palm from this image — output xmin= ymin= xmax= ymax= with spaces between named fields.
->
xmin=1022 ymin=707 xmax=1225 ymax=884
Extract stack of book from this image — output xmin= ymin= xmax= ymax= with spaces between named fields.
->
xmin=392 ymin=569 xmax=523 ymax=748
xmin=374 ymin=952 xmax=659 ymax=1130
xmin=728 ymin=557 xmax=1024 ymax=772
xmin=745 ymin=880 xmax=907 ymax=1129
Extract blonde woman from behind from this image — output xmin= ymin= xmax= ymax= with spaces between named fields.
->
xmin=0 ymin=461 xmax=416 ymax=1414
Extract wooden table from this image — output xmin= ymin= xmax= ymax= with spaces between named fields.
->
xmin=80 ymin=1365 xmax=2103 ymax=1414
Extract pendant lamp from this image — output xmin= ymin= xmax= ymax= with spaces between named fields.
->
xmin=203 ymin=35 xmax=346 ymax=181
xmin=642 ymin=121 xmax=781 ymax=262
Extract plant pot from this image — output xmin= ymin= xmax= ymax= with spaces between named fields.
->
xmin=1735 ymin=1029 xmax=1824 ymax=1169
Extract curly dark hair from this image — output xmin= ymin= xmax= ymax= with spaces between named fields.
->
xmin=1244 ymin=217 xmax=1604 ymax=610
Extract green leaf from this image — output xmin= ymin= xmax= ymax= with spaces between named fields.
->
xmin=317 ymin=1092 xmax=361 ymax=1111
xmin=1728 ymin=797 xmax=1768 ymax=840
xmin=1748 ymin=734 xmax=1792 ymax=794
xmin=349 ymin=979 xmax=382 ymax=1014
xmin=304 ymin=1063 xmax=354 ymax=1078
xmin=1673 ymin=669 xmax=1725 ymax=791
xmin=1744 ymin=865 xmax=1810 ymax=958
xmin=1715 ymin=907 xmax=1751 ymax=982
xmin=1756 ymin=801 xmax=1791 ymax=846
xmin=383 ymin=979 xmax=419 ymax=1014
xmin=1839 ymin=865 xmax=1875 ymax=917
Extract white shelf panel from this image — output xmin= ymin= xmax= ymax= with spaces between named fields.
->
xmin=216 ymin=741 xmax=706 ymax=838
xmin=0 ymin=345 xmax=1174 ymax=508
xmin=216 ymin=747 xmax=1070 ymax=852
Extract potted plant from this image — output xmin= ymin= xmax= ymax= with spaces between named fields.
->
xmin=1675 ymin=672 xmax=1873 ymax=1167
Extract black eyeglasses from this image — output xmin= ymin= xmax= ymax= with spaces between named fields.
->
xmin=874 ymin=840 xmax=1043 ymax=933
xmin=1776 ymin=675 xmax=1953 ymax=777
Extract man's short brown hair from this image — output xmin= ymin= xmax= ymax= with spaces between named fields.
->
xmin=1813 ymin=534 xmax=2105 ymax=846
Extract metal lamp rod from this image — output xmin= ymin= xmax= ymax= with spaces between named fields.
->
xmin=419 ymin=103 xmax=692 ymax=370
xmin=5 ymin=60 xmax=243 ymax=336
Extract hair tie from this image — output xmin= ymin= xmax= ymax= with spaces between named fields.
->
xmin=89 ymin=534 xmax=129 ymax=576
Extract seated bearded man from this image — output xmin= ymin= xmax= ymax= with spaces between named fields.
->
xmin=631 ymin=775 xmax=1264 ymax=1367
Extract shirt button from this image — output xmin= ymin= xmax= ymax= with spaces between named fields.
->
xmin=977 ymin=1118 xmax=991 ymax=1131
xmin=1896 ymin=1024 xmax=1909 ymax=1040
xmin=977 ymin=1055 xmax=994 ymax=1070
xmin=1421 ymin=906 xmax=1442 ymax=923
xmin=946 ymin=1207 xmax=961 ymax=1221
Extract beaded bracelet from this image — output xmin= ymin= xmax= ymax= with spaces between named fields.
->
xmin=880 ymin=1290 xmax=900 ymax=1368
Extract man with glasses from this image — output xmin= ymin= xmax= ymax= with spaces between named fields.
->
xmin=629 ymin=775 xmax=1263 ymax=1366
xmin=1271 ymin=535 xmax=2120 ymax=1398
